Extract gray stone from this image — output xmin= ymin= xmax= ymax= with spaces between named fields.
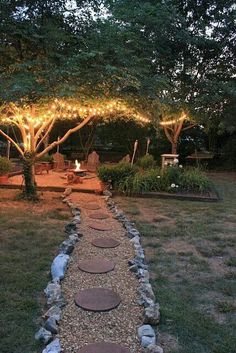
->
xmin=141 ymin=336 xmax=156 ymax=348
xmin=143 ymin=345 xmax=164 ymax=353
xmin=103 ymin=190 xmax=112 ymax=197
xmin=51 ymin=254 xmax=69 ymax=280
xmin=43 ymin=338 xmax=61 ymax=353
xmin=44 ymin=282 xmax=62 ymax=305
xmin=62 ymin=188 xmax=72 ymax=198
xmin=59 ymin=239 xmax=74 ymax=255
xmin=138 ymin=325 xmax=156 ymax=338
xmin=44 ymin=317 xmax=58 ymax=334
xmin=43 ymin=306 xmax=61 ymax=322
xmin=144 ymin=303 xmax=160 ymax=325
xmin=35 ymin=327 xmax=52 ymax=344
xmin=68 ymin=235 xmax=79 ymax=244
xmin=139 ymin=283 xmax=155 ymax=301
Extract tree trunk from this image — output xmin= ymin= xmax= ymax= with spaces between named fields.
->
xmin=172 ymin=141 xmax=177 ymax=154
xmin=22 ymin=153 xmax=37 ymax=199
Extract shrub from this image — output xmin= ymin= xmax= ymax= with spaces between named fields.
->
xmin=118 ymin=168 xmax=163 ymax=195
xmin=136 ymin=154 xmax=156 ymax=169
xmin=162 ymin=166 xmax=182 ymax=189
xmin=0 ymin=157 xmax=12 ymax=175
xmin=179 ymin=167 xmax=211 ymax=193
xmin=97 ymin=162 xmax=137 ymax=187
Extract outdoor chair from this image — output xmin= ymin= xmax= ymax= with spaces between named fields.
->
xmin=52 ymin=152 xmax=72 ymax=171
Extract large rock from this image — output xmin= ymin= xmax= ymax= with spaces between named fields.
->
xmin=138 ymin=325 xmax=156 ymax=348
xmin=35 ymin=327 xmax=52 ymax=344
xmin=43 ymin=305 xmax=61 ymax=322
xmin=144 ymin=303 xmax=160 ymax=325
xmin=44 ymin=316 xmax=58 ymax=334
xmin=59 ymin=239 xmax=75 ymax=255
xmin=51 ymin=254 xmax=70 ymax=280
xmin=44 ymin=281 xmax=63 ymax=306
xmin=43 ymin=338 xmax=61 ymax=353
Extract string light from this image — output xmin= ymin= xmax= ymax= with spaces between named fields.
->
xmin=160 ymin=114 xmax=187 ymax=126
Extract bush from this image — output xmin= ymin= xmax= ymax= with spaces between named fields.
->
xmin=0 ymin=157 xmax=12 ymax=175
xmin=179 ymin=167 xmax=211 ymax=193
xmin=118 ymin=168 xmax=164 ymax=195
xmin=98 ymin=162 xmax=211 ymax=195
xmin=136 ymin=155 xmax=156 ymax=169
xmin=97 ymin=162 xmax=137 ymax=187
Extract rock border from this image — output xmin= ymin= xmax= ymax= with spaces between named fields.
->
xmin=35 ymin=188 xmax=82 ymax=353
xmin=104 ymin=190 xmax=164 ymax=353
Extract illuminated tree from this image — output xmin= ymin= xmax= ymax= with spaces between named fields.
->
xmin=160 ymin=112 xmax=196 ymax=154
xmin=0 ymin=98 xmax=149 ymax=198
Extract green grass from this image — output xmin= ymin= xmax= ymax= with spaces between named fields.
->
xmin=116 ymin=173 xmax=236 ymax=353
xmin=0 ymin=191 xmax=70 ymax=353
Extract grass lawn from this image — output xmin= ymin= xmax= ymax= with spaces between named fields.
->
xmin=116 ymin=173 xmax=236 ymax=353
xmin=0 ymin=190 xmax=70 ymax=353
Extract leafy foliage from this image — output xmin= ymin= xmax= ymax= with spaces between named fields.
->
xmin=98 ymin=161 xmax=211 ymax=195
xmin=136 ymin=155 xmax=156 ymax=170
xmin=0 ymin=157 xmax=12 ymax=175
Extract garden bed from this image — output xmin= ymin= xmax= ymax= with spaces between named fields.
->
xmin=112 ymin=188 xmax=219 ymax=202
xmin=98 ymin=156 xmax=219 ymax=202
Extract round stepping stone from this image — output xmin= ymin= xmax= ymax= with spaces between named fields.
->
xmin=88 ymin=222 xmax=111 ymax=231
xmin=78 ymin=257 xmax=115 ymax=274
xmin=83 ymin=203 xmax=101 ymax=210
xmin=78 ymin=342 xmax=131 ymax=353
xmin=88 ymin=211 xmax=109 ymax=220
xmin=92 ymin=237 xmax=120 ymax=249
xmin=75 ymin=288 xmax=121 ymax=312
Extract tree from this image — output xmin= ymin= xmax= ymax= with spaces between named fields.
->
xmin=0 ymin=98 xmax=148 ymax=197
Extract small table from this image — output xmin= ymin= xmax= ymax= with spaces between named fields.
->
xmin=161 ymin=154 xmax=179 ymax=169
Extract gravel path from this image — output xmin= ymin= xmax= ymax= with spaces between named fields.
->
xmin=59 ymin=193 xmax=143 ymax=353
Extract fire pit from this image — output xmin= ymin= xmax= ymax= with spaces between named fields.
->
xmin=69 ymin=160 xmax=87 ymax=177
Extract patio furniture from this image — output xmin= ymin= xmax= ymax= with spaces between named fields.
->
xmin=52 ymin=152 xmax=72 ymax=171
xmin=84 ymin=151 xmax=100 ymax=172
xmin=35 ymin=162 xmax=51 ymax=175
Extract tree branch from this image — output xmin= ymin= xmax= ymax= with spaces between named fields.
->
xmin=163 ymin=126 xmax=174 ymax=144
xmin=35 ymin=117 xmax=56 ymax=152
xmin=182 ymin=124 xmax=197 ymax=131
xmin=37 ymin=115 xmax=93 ymax=159
xmin=0 ymin=128 xmax=24 ymax=157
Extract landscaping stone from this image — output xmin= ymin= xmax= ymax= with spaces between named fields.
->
xmin=75 ymin=287 xmax=121 ymax=312
xmin=43 ymin=305 xmax=61 ymax=322
xmin=42 ymin=338 xmax=61 ymax=353
xmin=35 ymin=327 xmax=52 ymax=344
xmin=138 ymin=283 xmax=155 ymax=301
xmin=51 ymin=254 xmax=70 ymax=281
xmin=44 ymin=281 xmax=63 ymax=306
xmin=44 ymin=316 xmax=58 ymax=334
xmin=143 ymin=303 xmax=160 ymax=325
xmin=141 ymin=336 xmax=156 ymax=348
xmin=59 ymin=239 xmax=75 ymax=255
xmin=138 ymin=325 xmax=156 ymax=348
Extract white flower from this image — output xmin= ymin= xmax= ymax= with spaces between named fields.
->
xmin=176 ymin=185 xmax=179 ymax=188
xmin=171 ymin=183 xmax=176 ymax=188
xmin=179 ymin=164 xmax=183 ymax=168
xmin=157 ymin=175 xmax=161 ymax=178
xmin=173 ymin=158 xmax=179 ymax=164
xmin=164 ymin=161 xmax=168 ymax=166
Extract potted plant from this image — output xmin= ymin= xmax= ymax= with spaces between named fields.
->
xmin=0 ymin=157 xmax=12 ymax=184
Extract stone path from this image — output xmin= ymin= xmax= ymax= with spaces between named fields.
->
xmin=59 ymin=193 xmax=143 ymax=353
